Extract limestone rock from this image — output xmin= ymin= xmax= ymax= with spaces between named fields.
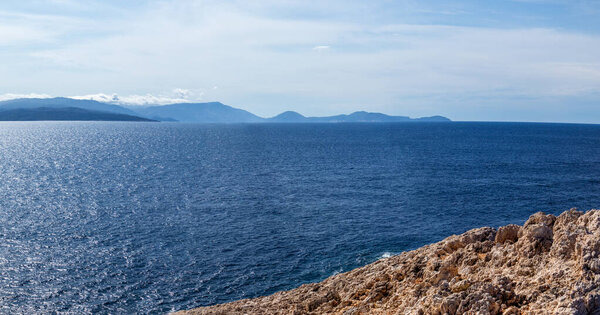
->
xmin=174 ymin=209 xmax=600 ymax=315
xmin=495 ymin=224 xmax=520 ymax=244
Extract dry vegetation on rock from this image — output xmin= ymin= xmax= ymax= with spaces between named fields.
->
xmin=175 ymin=209 xmax=600 ymax=314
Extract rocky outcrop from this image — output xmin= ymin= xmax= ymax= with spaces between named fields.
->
xmin=174 ymin=209 xmax=600 ymax=314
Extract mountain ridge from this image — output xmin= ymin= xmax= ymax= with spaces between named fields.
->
xmin=267 ymin=110 xmax=451 ymax=123
xmin=0 ymin=106 xmax=155 ymax=121
xmin=128 ymin=102 xmax=264 ymax=123
xmin=0 ymin=97 xmax=139 ymax=116
xmin=0 ymin=98 xmax=451 ymax=123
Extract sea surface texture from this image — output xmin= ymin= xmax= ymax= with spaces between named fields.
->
xmin=0 ymin=122 xmax=599 ymax=314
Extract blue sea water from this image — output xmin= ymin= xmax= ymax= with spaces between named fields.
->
xmin=0 ymin=121 xmax=599 ymax=314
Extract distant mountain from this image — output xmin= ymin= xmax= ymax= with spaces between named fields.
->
xmin=268 ymin=111 xmax=309 ymax=122
xmin=0 ymin=97 xmax=451 ymax=123
xmin=0 ymin=107 xmax=155 ymax=121
xmin=414 ymin=115 xmax=452 ymax=122
xmin=129 ymin=102 xmax=264 ymax=123
xmin=313 ymin=111 xmax=411 ymax=122
xmin=268 ymin=110 xmax=451 ymax=123
xmin=0 ymin=97 xmax=139 ymax=116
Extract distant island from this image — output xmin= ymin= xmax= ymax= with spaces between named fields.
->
xmin=0 ymin=97 xmax=451 ymax=123
xmin=268 ymin=110 xmax=450 ymax=123
xmin=0 ymin=107 xmax=156 ymax=122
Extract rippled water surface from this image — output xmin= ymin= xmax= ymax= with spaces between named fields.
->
xmin=1 ymin=122 xmax=599 ymax=314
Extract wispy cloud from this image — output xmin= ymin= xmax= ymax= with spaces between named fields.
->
xmin=312 ymin=45 xmax=330 ymax=52
xmin=0 ymin=93 xmax=52 ymax=101
xmin=0 ymin=89 xmax=203 ymax=106
xmin=71 ymin=90 xmax=202 ymax=106
xmin=1 ymin=0 xmax=600 ymax=121
xmin=0 ymin=22 xmax=57 ymax=45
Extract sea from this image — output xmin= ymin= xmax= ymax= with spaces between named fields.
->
xmin=0 ymin=121 xmax=599 ymax=314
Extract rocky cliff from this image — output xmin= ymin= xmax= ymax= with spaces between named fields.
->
xmin=175 ymin=209 xmax=600 ymax=314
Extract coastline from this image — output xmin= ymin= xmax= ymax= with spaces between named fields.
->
xmin=174 ymin=208 xmax=600 ymax=314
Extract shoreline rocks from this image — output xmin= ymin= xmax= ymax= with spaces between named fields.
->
xmin=174 ymin=209 xmax=600 ymax=314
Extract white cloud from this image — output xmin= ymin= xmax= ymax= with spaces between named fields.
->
xmin=70 ymin=90 xmax=202 ymax=105
xmin=0 ymin=90 xmax=203 ymax=106
xmin=70 ymin=93 xmax=119 ymax=103
xmin=172 ymin=88 xmax=192 ymax=99
xmin=26 ymin=4 xmax=600 ymax=99
xmin=0 ymin=8 xmax=105 ymax=46
xmin=0 ymin=93 xmax=52 ymax=101
xmin=312 ymin=45 xmax=330 ymax=51
xmin=1 ymin=1 xmax=600 ymax=120
xmin=0 ymin=24 xmax=54 ymax=45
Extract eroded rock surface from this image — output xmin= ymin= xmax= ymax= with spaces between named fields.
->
xmin=174 ymin=209 xmax=600 ymax=314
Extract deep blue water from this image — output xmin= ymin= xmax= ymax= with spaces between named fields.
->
xmin=0 ymin=122 xmax=599 ymax=314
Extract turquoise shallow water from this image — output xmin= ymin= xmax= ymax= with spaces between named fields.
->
xmin=0 ymin=121 xmax=599 ymax=314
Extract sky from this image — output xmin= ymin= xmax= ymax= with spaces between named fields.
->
xmin=1 ymin=0 xmax=600 ymax=122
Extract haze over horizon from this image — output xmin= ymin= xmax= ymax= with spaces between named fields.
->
xmin=1 ymin=1 xmax=600 ymax=123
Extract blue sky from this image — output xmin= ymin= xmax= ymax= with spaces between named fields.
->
xmin=1 ymin=0 xmax=600 ymax=122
